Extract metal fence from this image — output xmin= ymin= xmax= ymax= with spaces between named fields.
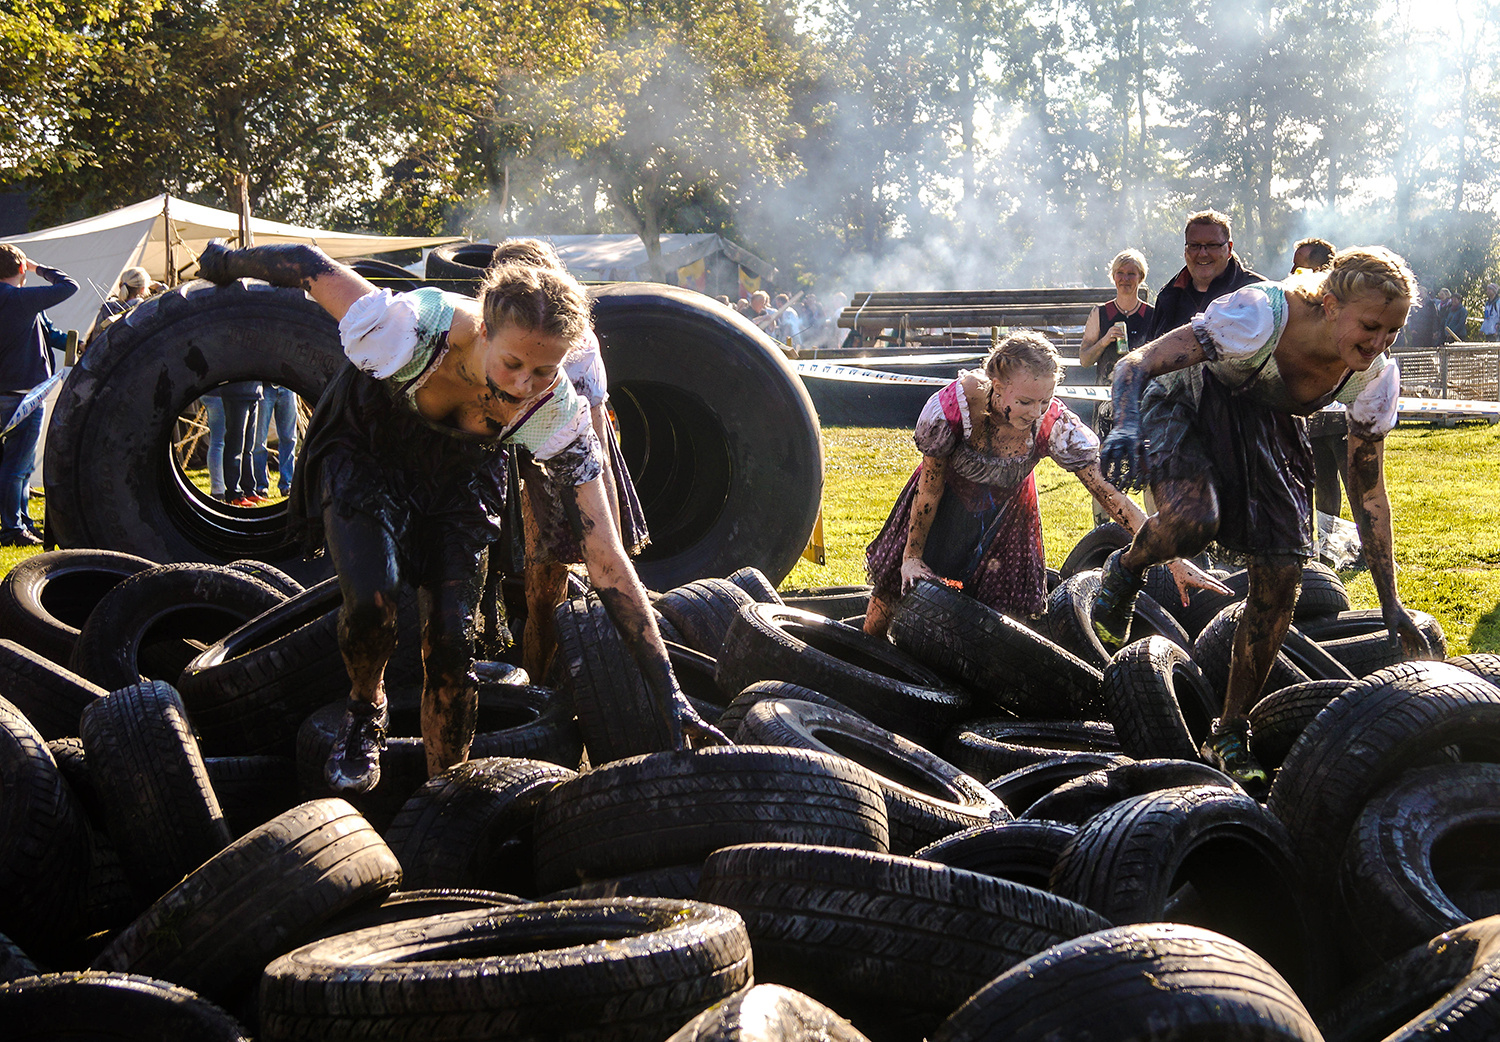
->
xmin=1393 ymin=343 xmax=1500 ymax=402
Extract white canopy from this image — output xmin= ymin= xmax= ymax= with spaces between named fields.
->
xmin=7 ymin=193 xmax=461 ymax=337
xmin=537 ymin=233 xmax=776 ymax=283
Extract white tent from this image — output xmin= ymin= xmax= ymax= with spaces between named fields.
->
xmin=7 ymin=193 xmax=461 ymax=337
xmin=534 ymin=233 xmax=776 ymax=284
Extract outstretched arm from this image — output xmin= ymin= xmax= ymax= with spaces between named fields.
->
xmin=197 ymin=240 xmax=374 ymax=322
xmin=564 ymin=473 xmax=728 ymax=749
xmin=1346 ymin=432 xmax=1422 ymax=654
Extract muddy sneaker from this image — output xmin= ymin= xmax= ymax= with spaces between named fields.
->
xmin=1200 ymin=717 xmax=1270 ymax=789
xmin=1092 ymin=548 xmax=1145 ymax=649
xmin=324 ymin=699 xmax=388 ymax=794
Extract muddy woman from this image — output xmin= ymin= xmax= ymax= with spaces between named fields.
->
xmin=197 ymin=240 xmax=724 ymax=792
xmin=862 ymin=330 xmax=1222 ymax=639
xmin=1091 ymin=245 xmax=1423 ymax=787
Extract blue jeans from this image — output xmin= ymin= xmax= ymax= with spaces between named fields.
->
xmin=252 ymin=385 xmax=298 ymax=494
xmin=222 ymin=398 xmax=257 ymax=498
xmin=0 ymin=394 xmax=43 ymax=533
xmin=203 ymin=397 xmax=226 ymax=496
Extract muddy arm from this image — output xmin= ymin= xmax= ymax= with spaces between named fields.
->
xmin=564 ymin=473 xmax=727 ymax=748
xmin=1346 ymin=432 xmax=1421 ymax=653
xmin=1099 ymin=326 xmax=1207 ymax=489
xmin=197 ymin=240 xmax=374 ymax=322
xmin=900 ymin=455 xmax=947 ymax=593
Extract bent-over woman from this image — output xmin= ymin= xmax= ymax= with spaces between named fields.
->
xmin=197 ymin=239 xmax=722 ymax=794
xmin=1092 ymin=246 xmax=1419 ymax=787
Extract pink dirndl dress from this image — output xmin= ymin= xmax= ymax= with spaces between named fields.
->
xmin=866 ymin=377 xmax=1099 ymax=619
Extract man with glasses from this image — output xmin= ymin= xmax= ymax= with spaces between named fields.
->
xmin=1146 ymin=210 xmax=1264 ymax=341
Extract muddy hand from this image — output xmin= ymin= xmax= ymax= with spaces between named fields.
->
xmin=900 ymin=557 xmax=938 ymax=596
xmin=1100 ymin=423 xmax=1147 ymax=491
xmin=1385 ymin=604 xmax=1426 ymax=658
xmin=1167 ymin=559 xmax=1233 ymax=607
xmin=675 ymin=692 xmax=730 ymax=748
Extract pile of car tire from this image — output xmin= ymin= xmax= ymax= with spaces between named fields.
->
xmin=2 ymin=535 xmax=1499 ymax=1041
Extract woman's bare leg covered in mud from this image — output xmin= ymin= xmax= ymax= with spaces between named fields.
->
xmin=520 ymin=486 xmax=569 ymax=681
xmin=419 ymin=566 xmax=485 ymax=777
xmin=1093 ymin=474 xmax=1219 ymax=648
xmin=322 ymin=509 xmax=400 ymax=792
xmin=1224 ymin=558 xmax=1301 ymax=723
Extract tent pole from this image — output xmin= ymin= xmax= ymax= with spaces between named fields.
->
xmin=163 ymin=195 xmax=174 ymax=288
xmin=237 ymin=174 xmax=255 ymax=248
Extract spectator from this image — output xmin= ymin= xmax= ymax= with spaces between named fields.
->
xmin=88 ymin=266 xmax=153 ymax=345
xmin=1146 ymin=210 xmax=1265 ymax=341
xmin=1437 ymin=288 xmax=1468 ymax=343
xmin=252 ymin=384 xmax=299 ymax=499
xmin=0 ymin=244 xmax=76 ymax=546
xmin=1079 ymin=248 xmax=1154 ymax=524
xmin=800 ymin=293 xmax=829 ymax=349
xmin=218 ymin=381 xmax=264 ymax=506
xmin=736 ymin=297 xmax=751 ymax=316
xmin=1401 ymin=280 xmax=1443 ymax=348
xmin=772 ymin=292 xmax=803 ymax=345
xmin=748 ymin=291 xmax=774 ymax=329
xmin=1291 ymin=237 xmax=1335 ymax=273
xmin=1481 ymin=283 xmax=1500 ymax=342
xmin=715 ymin=294 xmax=732 ymax=307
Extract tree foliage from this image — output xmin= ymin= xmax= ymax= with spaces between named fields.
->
xmin=6 ymin=0 xmax=1500 ymax=298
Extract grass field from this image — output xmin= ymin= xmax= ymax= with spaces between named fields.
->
xmin=784 ymin=420 xmax=1500 ymax=656
xmin=5 ymin=422 xmax=1497 ymax=654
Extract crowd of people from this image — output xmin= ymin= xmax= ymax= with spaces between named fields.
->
xmin=714 ymin=288 xmax=848 ymax=352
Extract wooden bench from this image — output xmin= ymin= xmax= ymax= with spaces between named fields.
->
xmin=833 ymin=288 xmax=1116 ymax=352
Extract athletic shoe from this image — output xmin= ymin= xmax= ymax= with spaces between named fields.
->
xmin=1200 ymin=717 xmax=1270 ymax=789
xmin=1092 ymin=548 xmax=1144 ymax=649
xmin=324 ymin=699 xmax=388 ymax=793
xmin=228 ymin=495 xmax=257 ymax=507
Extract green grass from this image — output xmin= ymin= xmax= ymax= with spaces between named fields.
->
xmin=6 ymin=426 xmax=1499 ymax=654
xmin=786 ymin=421 xmax=1500 ymax=656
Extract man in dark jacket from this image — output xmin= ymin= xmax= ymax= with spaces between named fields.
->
xmin=0 ymin=243 xmax=76 ymax=545
xmin=1145 ymin=210 xmax=1265 ymax=341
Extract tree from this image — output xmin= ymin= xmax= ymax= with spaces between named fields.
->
xmin=0 ymin=0 xmax=161 ymax=178
xmin=523 ymin=0 xmax=803 ymax=280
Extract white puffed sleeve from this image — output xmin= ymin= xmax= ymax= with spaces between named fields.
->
xmin=338 ymin=290 xmax=420 ymax=380
xmin=1191 ymin=286 xmax=1276 ymax=363
xmin=913 ymin=389 xmax=960 ymax=458
xmin=1345 ymin=358 xmax=1400 ymax=440
xmin=564 ymin=329 xmax=608 ymax=408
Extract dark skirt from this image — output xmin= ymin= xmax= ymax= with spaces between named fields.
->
xmin=1142 ymin=367 xmax=1314 ymax=560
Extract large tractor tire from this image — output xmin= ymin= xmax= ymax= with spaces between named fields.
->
xmin=44 ymin=281 xmax=341 ymax=579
